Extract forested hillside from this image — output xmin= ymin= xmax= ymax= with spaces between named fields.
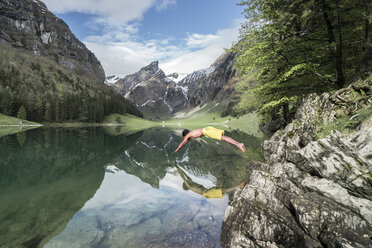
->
xmin=233 ymin=0 xmax=371 ymax=124
xmin=0 ymin=42 xmax=142 ymax=123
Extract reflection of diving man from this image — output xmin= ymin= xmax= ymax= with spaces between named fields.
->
xmin=175 ymin=165 xmax=239 ymax=199
xmin=174 ymin=126 xmax=246 ymax=153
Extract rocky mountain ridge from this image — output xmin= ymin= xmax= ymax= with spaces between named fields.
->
xmin=111 ymin=61 xmax=178 ymax=117
xmin=174 ymin=52 xmax=237 ymax=110
xmin=113 ymin=52 xmax=237 ymax=118
xmin=221 ymin=82 xmax=372 ymax=247
xmin=0 ymin=0 xmax=105 ymax=81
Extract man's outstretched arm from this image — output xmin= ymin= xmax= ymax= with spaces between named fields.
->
xmin=175 ymin=137 xmax=189 ymax=153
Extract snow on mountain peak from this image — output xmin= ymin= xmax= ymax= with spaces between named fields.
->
xmin=105 ymin=75 xmax=121 ymax=84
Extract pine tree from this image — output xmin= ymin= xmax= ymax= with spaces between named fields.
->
xmin=44 ymin=102 xmax=52 ymax=122
xmin=235 ymin=0 xmax=368 ymax=121
xmin=17 ymin=105 xmax=27 ymax=120
xmin=34 ymin=97 xmax=44 ymax=122
xmin=55 ymin=98 xmax=60 ymax=122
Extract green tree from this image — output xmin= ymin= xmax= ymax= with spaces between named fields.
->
xmin=34 ymin=96 xmax=44 ymax=122
xmin=235 ymin=0 xmax=368 ymax=121
xmin=55 ymin=97 xmax=60 ymax=122
xmin=44 ymin=102 xmax=52 ymax=122
xmin=354 ymin=0 xmax=372 ymax=80
xmin=17 ymin=105 xmax=27 ymax=120
xmin=1 ymin=86 xmax=15 ymax=116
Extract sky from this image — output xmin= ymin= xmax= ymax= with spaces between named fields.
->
xmin=42 ymin=0 xmax=244 ymax=78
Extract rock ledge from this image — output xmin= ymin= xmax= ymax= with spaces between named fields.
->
xmin=222 ymin=84 xmax=372 ymax=247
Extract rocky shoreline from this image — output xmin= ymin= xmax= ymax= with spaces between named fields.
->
xmin=221 ymin=83 xmax=372 ymax=247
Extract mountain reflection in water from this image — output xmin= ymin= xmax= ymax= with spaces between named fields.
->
xmin=0 ymin=127 xmax=264 ymax=248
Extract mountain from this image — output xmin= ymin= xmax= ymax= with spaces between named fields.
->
xmin=112 ymin=61 xmax=176 ymax=118
xmin=113 ymin=52 xmax=238 ymax=118
xmin=113 ymin=61 xmax=162 ymax=96
xmin=0 ymin=0 xmax=142 ymax=122
xmin=0 ymin=0 xmax=105 ymax=81
xmin=105 ymin=75 xmax=121 ymax=84
xmin=166 ymin=52 xmax=237 ymax=113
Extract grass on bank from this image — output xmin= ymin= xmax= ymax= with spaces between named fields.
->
xmin=0 ymin=113 xmax=41 ymax=137
xmin=43 ymin=122 xmax=106 ymax=128
xmin=0 ymin=113 xmax=40 ymax=126
xmin=102 ymin=113 xmax=163 ymax=135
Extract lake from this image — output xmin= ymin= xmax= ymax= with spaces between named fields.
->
xmin=0 ymin=127 xmax=265 ymax=248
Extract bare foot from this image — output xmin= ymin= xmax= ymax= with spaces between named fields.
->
xmin=239 ymin=180 xmax=247 ymax=189
xmin=238 ymin=143 xmax=246 ymax=152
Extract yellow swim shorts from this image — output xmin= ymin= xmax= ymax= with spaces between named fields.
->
xmin=202 ymin=188 xmax=223 ymax=198
xmin=202 ymin=126 xmax=224 ymax=140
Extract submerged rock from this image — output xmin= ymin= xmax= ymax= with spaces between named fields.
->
xmin=222 ymin=86 xmax=372 ymax=247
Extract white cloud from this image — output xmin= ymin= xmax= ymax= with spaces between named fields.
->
xmin=83 ymin=22 xmax=240 ymax=77
xmin=156 ymin=0 xmax=177 ymax=11
xmin=43 ymin=0 xmax=156 ymax=25
xmin=84 ymin=24 xmax=139 ymax=43
xmin=162 ymin=27 xmax=240 ymax=75
xmin=185 ymin=33 xmax=219 ymax=48
xmin=83 ymin=25 xmax=182 ymax=76
xmin=85 ymin=42 xmax=145 ymax=78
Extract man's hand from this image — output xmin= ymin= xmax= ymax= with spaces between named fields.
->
xmin=174 ymin=137 xmax=189 ymax=153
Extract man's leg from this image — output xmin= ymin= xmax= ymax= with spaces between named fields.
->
xmin=221 ymin=136 xmax=246 ymax=152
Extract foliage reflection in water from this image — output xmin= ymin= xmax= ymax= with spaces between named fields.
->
xmin=0 ymin=127 xmax=264 ymax=248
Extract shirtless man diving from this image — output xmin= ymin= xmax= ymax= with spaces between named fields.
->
xmin=174 ymin=126 xmax=246 ymax=153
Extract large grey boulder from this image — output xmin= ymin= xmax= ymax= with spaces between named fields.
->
xmin=222 ymin=87 xmax=372 ymax=247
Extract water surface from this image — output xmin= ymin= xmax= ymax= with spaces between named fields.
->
xmin=0 ymin=127 xmax=264 ymax=247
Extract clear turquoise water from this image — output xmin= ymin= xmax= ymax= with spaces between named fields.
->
xmin=0 ymin=127 xmax=264 ymax=248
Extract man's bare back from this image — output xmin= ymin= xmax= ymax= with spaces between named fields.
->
xmin=174 ymin=127 xmax=245 ymax=153
xmin=186 ymin=128 xmax=204 ymax=139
